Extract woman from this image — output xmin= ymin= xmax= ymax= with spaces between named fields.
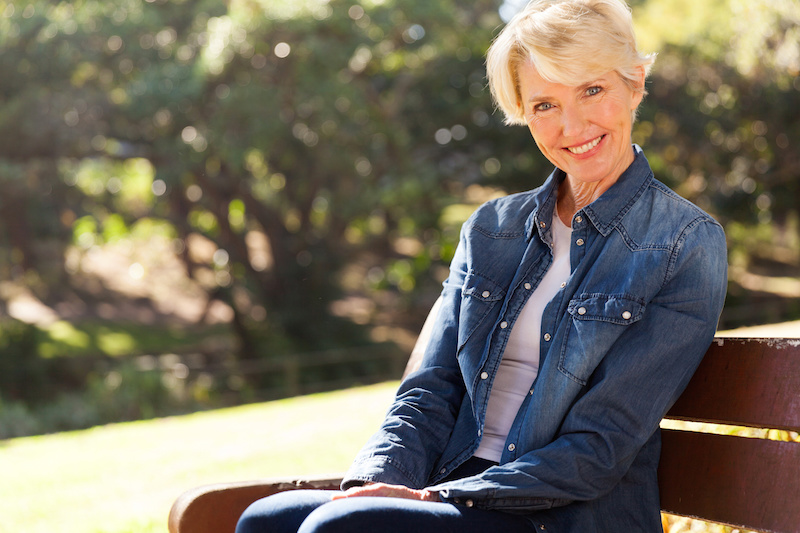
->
xmin=237 ymin=0 xmax=727 ymax=531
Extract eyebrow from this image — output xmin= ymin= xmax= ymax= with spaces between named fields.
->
xmin=526 ymin=79 xmax=606 ymax=104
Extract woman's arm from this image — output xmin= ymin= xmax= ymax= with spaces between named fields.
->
xmin=340 ymin=224 xmax=473 ymax=490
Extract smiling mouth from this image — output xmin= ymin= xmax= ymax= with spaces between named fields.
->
xmin=567 ymin=135 xmax=604 ymax=155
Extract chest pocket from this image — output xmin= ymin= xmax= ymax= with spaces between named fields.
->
xmin=558 ymin=294 xmax=645 ymax=385
xmin=458 ymin=271 xmax=506 ymax=353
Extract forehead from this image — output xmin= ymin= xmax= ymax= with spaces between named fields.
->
xmin=518 ymin=61 xmax=617 ymax=101
xmin=518 ymin=62 xmax=577 ymax=100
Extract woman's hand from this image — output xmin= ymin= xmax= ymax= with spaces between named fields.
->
xmin=332 ymin=482 xmax=440 ymax=502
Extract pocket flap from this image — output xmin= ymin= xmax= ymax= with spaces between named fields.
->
xmin=567 ymin=294 xmax=644 ymax=325
xmin=462 ymin=271 xmax=505 ymax=302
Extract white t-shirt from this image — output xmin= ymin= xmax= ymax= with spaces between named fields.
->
xmin=474 ymin=213 xmax=573 ymax=462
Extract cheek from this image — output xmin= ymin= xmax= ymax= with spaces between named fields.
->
xmin=527 ymin=126 xmax=547 ymax=153
xmin=527 ymin=118 xmax=556 ymax=143
xmin=597 ymin=99 xmax=631 ymax=127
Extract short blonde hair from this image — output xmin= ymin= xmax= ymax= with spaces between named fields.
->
xmin=486 ymin=0 xmax=655 ymax=125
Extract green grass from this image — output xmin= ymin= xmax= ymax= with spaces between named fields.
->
xmin=0 ymin=381 xmax=399 ymax=533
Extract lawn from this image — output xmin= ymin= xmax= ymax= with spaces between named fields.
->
xmin=0 ymin=381 xmax=399 ymax=533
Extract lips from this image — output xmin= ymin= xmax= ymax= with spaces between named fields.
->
xmin=567 ymin=135 xmax=604 ymax=155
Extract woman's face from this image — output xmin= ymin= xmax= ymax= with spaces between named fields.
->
xmin=518 ymin=62 xmax=644 ymax=189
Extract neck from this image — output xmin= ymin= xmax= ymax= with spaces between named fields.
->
xmin=556 ymin=148 xmax=636 ymax=225
xmin=556 ymin=179 xmax=608 ymax=226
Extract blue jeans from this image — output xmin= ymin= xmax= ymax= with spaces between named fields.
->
xmin=236 ymin=457 xmax=534 ymax=533
xmin=235 ymin=489 xmax=536 ymax=533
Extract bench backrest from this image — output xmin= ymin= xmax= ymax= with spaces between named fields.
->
xmin=405 ymin=304 xmax=800 ymax=532
xmin=659 ymin=337 xmax=800 ymax=532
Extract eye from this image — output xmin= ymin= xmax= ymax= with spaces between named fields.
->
xmin=534 ymin=102 xmax=553 ymax=112
xmin=586 ymin=86 xmax=602 ymax=96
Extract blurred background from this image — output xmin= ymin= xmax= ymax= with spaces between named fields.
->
xmin=0 ymin=0 xmax=798 ymax=440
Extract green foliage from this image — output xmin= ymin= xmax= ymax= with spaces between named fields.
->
xmin=0 ymin=0 xmax=797 ymax=418
xmin=0 ymin=398 xmax=41 ymax=438
xmin=33 ymin=320 xmax=223 ymax=358
xmin=0 ymin=0 xmax=537 ymax=347
xmin=0 ymin=359 xmax=206 ymax=438
xmin=0 ymin=319 xmax=45 ymax=401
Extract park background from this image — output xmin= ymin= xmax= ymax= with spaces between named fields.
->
xmin=0 ymin=0 xmax=798 ymax=531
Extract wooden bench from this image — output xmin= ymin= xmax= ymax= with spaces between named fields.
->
xmin=169 ymin=333 xmax=800 ymax=533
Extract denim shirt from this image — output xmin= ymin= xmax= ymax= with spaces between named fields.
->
xmin=342 ymin=147 xmax=728 ymax=532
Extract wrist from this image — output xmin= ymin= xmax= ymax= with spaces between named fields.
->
xmin=420 ymin=489 xmax=440 ymax=502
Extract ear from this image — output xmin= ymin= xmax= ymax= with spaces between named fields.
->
xmin=630 ymin=65 xmax=646 ymax=109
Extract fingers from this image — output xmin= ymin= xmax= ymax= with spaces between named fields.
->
xmin=331 ymin=483 xmax=439 ymax=502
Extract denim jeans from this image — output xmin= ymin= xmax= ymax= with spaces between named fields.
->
xmin=234 ymin=457 xmax=535 ymax=533
xmin=235 ymin=489 xmax=536 ymax=533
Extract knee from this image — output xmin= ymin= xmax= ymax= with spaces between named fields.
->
xmin=297 ymin=502 xmax=350 ymax=533
xmin=235 ymin=499 xmax=267 ymax=533
xmin=298 ymin=499 xmax=386 ymax=533
xmin=235 ymin=490 xmax=336 ymax=533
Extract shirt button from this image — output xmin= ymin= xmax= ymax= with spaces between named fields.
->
xmin=465 ymin=499 xmax=474 ymax=507
xmin=560 ymin=282 xmax=566 ymax=288
xmin=481 ymin=371 xmax=489 ymax=380
xmin=500 ymin=321 xmax=508 ymax=329
xmin=574 ymin=215 xmax=582 ymax=224
xmin=529 ymin=388 xmax=534 ymax=395
xmin=524 ymin=282 xmax=532 ymax=290
xmin=576 ymin=238 xmax=585 ymax=246
xmin=478 ymin=429 xmax=482 ymax=436
xmin=622 ymin=311 xmax=632 ymax=320
xmin=539 ymin=221 xmax=546 ymax=228
xmin=508 ymin=443 xmax=516 ymax=452
xmin=577 ymin=307 xmax=586 ymax=315
xmin=482 ymin=290 xmax=490 ymax=298
xmin=543 ymin=333 xmax=551 ymax=341
xmin=440 ymin=468 xmax=447 ymax=474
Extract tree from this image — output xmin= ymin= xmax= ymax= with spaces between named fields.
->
xmin=0 ymin=0 xmax=797 ymax=367
xmin=0 ymin=0 xmax=540 ymax=358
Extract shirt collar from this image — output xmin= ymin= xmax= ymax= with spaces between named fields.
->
xmin=528 ymin=145 xmax=653 ymax=241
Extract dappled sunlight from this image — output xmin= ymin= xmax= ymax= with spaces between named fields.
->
xmin=0 ymin=1 xmax=797 ymax=530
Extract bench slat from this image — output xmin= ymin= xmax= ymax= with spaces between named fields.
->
xmin=167 ymin=476 xmax=342 ymax=533
xmin=666 ymin=338 xmax=800 ymax=431
xmin=659 ymin=429 xmax=800 ymax=533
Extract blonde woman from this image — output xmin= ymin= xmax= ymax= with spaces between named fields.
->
xmin=237 ymin=1 xmax=727 ymax=531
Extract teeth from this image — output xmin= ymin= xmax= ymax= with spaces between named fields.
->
xmin=568 ymin=136 xmax=602 ymax=154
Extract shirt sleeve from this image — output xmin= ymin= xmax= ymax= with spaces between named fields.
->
xmin=340 ymin=219 xmax=473 ymax=490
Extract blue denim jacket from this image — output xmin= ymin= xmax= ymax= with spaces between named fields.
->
xmin=342 ymin=147 xmax=727 ymax=532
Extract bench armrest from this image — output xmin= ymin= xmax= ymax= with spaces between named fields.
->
xmin=168 ymin=475 xmax=344 ymax=533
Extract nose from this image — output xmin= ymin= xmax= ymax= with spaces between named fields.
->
xmin=560 ymin=104 xmax=586 ymax=138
